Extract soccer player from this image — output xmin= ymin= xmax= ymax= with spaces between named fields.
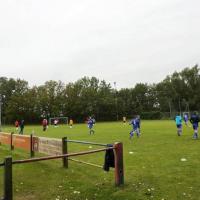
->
xmin=175 ymin=114 xmax=182 ymax=136
xmin=19 ymin=120 xmax=25 ymax=135
xmin=190 ymin=112 xmax=200 ymax=139
xmin=42 ymin=118 xmax=48 ymax=131
xmin=69 ymin=118 xmax=73 ymax=128
xmin=136 ymin=115 xmax=141 ymax=134
xmin=87 ymin=117 xmax=95 ymax=135
xmin=183 ymin=113 xmax=189 ymax=126
xmin=15 ymin=120 xmax=19 ymax=131
xmin=129 ymin=116 xmax=140 ymax=139
xmin=123 ymin=116 xmax=126 ymax=125
xmin=54 ymin=119 xmax=59 ymax=127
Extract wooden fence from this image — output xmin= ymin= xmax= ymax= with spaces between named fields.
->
xmin=0 ymin=133 xmax=124 ymax=200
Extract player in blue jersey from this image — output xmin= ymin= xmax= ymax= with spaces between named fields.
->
xmin=87 ymin=117 xmax=95 ymax=135
xmin=183 ymin=113 xmax=189 ymax=126
xmin=136 ymin=115 xmax=141 ymax=134
xmin=129 ymin=117 xmax=140 ymax=139
xmin=190 ymin=112 xmax=200 ymax=139
xmin=175 ymin=114 xmax=182 ymax=136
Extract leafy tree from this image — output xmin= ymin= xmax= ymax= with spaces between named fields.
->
xmin=0 ymin=65 xmax=199 ymax=123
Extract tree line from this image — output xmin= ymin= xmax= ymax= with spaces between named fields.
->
xmin=0 ymin=65 xmax=200 ymax=124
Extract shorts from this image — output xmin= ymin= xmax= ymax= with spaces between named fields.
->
xmin=193 ymin=124 xmax=198 ymax=130
xmin=176 ymin=124 xmax=182 ymax=129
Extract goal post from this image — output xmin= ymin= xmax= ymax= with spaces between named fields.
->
xmin=49 ymin=117 xmax=69 ymax=125
xmin=182 ymin=112 xmax=190 ymax=118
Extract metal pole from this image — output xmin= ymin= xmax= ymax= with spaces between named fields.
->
xmin=65 ymin=139 xmax=107 ymax=147
xmin=30 ymin=134 xmax=34 ymax=158
xmin=114 ymin=82 xmax=119 ymax=121
xmin=168 ymin=101 xmax=172 ymax=119
xmin=179 ymin=98 xmax=182 ymax=116
xmin=62 ymin=137 xmax=68 ymax=168
xmin=4 ymin=157 xmax=13 ymax=200
xmin=10 ymin=132 xmax=14 ymax=151
xmin=68 ymin=158 xmax=102 ymax=168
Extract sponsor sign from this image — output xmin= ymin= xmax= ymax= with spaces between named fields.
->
xmin=0 ymin=132 xmax=62 ymax=156
xmin=0 ymin=132 xmax=11 ymax=145
xmin=12 ymin=134 xmax=31 ymax=151
xmin=32 ymin=137 xmax=39 ymax=151
xmin=38 ymin=137 xmax=62 ymax=155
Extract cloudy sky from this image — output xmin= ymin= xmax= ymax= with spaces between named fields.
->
xmin=0 ymin=0 xmax=199 ymax=89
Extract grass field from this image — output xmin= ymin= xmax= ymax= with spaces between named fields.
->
xmin=0 ymin=120 xmax=200 ymax=200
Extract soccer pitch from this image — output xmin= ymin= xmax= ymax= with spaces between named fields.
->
xmin=0 ymin=120 xmax=200 ymax=200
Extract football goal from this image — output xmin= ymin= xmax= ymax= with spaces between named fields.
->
xmin=48 ymin=117 xmax=68 ymax=125
xmin=182 ymin=112 xmax=190 ymax=118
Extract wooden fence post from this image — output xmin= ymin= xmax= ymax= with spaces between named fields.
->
xmin=4 ymin=156 xmax=13 ymax=200
xmin=30 ymin=134 xmax=34 ymax=158
xmin=62 ymin=137 xmax=68 ymax=168
xmin=114 ymin=142 xmax=124 ymax=186
xmin=10 ymin=132 xmax=14 ymax=151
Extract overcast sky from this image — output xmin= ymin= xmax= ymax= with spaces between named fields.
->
xmin=0 ymin=0 xmax=199 ymax=89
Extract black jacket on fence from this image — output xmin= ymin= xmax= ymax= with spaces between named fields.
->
xmin=103 ymin=144 xmax=115 ymax=171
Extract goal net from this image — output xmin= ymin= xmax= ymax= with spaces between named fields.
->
xmin=49 ymin=117 xmax=68 ymax=125
xmin=182 ymin=112 xmax=190 ymax=119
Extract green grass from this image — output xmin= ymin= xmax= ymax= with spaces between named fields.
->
xmin=1 ymin=121 xmax=200 ymax=200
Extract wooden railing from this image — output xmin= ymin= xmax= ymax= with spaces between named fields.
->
xmin=0 ymin=135 xmax=124 ymax=200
